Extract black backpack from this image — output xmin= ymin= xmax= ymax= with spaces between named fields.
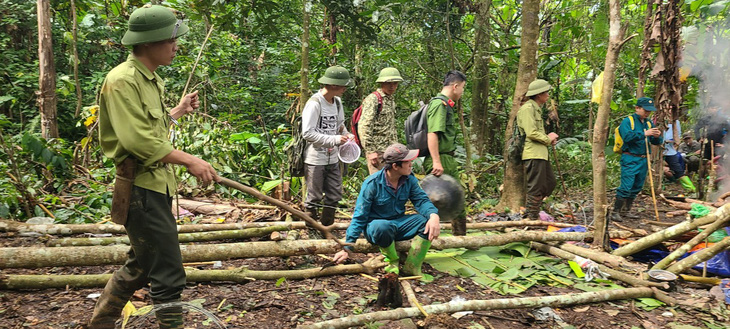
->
xmin=285 ymin=115 xmax=308 ymax=177
xmin=404 ymin=96 xmax=450 ymax=157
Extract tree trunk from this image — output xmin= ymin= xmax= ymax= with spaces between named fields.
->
xmin=46 ymin=225 xmax=290 ymax=247
xmin=636 ymin=0 xmax=658 ymax=98
xmin=548 ymin=242 xmax=632 ymax=268
xmin=469 ymin=0 xmax=491 ymax=157
xmin=301 ymin=287 xmax=655 ymax=329
xmin=592 ymin=0 xmax=628 ymax=249
xmin=70 ymin=0 xmax=82 ymax=117
xmin=299 ymin=0 xmax=312 ymax=112
xmin=0 ymin=218 xmax=577 ymax=235
xmin=495 ymin=0 xmax=540 ymax=213
xmin=0 ymin=258 xmax=386 ymax=290
xmin=612 ymin=203 xmax=730 ymax=257
xmin=0 ymin=231 xmax=599 ymax=269
xmin=37 ymin=0 xmax=59 ymax=138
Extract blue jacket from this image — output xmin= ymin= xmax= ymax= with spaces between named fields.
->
xmin=619 ymin=113 xmax=662 ymax=155
xmin=345 ymin=170 xmax=439 ymax=246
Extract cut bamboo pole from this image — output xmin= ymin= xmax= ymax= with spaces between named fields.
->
xmin=665 ymin=236 xmax=730 ymax=274
xmin=45 ymin=225 xmax=290 ymax=247
xmin=0 ymin=258 xmax=385 ymax=290
xmin=0 ymin=231 xmax=595 ymax=269
xmin=299 ymin=287 xmax=654 ymax=329
xmin=652 ymin=215 xmax=730 ymax=270
xmin=612 ymin=203 xmax=730 ymax=257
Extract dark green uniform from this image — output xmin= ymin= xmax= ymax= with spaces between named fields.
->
xmin=423 ymin=93 xmax=466 ymax=234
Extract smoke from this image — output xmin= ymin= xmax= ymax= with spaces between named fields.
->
xmin=681 ymin=23 xmax=730 ymax=198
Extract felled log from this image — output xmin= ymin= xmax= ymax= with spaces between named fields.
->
xmin=530 ymin=242 xmax=668 ymax=289
xmin=0 ymin=258 xmax=386 ymax=290
xmin=652 ymin=215 xmax=730 ymax=270
xmin=0 ymin=231 xmax=596 ymax=269
xmin=298 ymin=287 xmax=654 ymax=329
xmin=660 ymin=194 xmax=693 ymax=210
xmin=548 ymin=242 xmax=632 ymax=268
xmin=0 ymin=219 xmax=577 ymax=236
xmin=176 ymin=199 xmax=239 ymax=215
xmin=612 ymin=203 xmax=730 ymax=257
xmin=666 ymin=236 xmax=730 ymax=274
xmin=45 ymin=225 xmax=290 ymax=247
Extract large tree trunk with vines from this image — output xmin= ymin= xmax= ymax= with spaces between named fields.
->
xmin=495 ymin=0 xmax=540 ymax=213
xmin=592 ymin=0 xmax=629 ymax=249
xmin=37 ymin=0 xmax=59 ymax=138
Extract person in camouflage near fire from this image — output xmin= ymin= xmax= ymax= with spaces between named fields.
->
xmin=358 ymin=67 xmax=404 ymax=174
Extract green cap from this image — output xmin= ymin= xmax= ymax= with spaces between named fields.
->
xmin=636 ymin=97 xmax=657 ymax=112
xmin=526 ymin=79 xmax=551 ymax=97
xmin=376 ymin=67 xmax=403 ymax=83
xmin=122 ymin=5 xmax=189 ymax=46
xmin=318 ymin=66 xmax=353 ymax=87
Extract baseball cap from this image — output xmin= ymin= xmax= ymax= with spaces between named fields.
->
xmin=636 ymin=97 xmax=657 ymax=112
xmin=383 ymin=143 xmax=419 ymax=164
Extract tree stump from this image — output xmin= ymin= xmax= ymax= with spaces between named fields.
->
xmin=375 ymin=273 xmax=402 ymax=308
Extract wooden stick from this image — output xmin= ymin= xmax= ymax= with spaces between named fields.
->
xmin=644 ymin=133 xmax=661 ymax=221
xmin=181 ymin=24 xmax=214 ymax=98
xmin=401 ymin=281 xmax=429 ymax=317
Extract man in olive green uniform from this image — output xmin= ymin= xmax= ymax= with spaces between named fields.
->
xmin=89 ymin=5 xmax=218 ymax=329
xmin=424 ymin=70 xmax=467 ymax=235
xmin=517 ymin=79 xmax=559 ymax=220
xmin=358 ymin=67 xmax=403 ymax=174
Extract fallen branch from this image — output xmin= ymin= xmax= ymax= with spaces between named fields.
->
xmin=548 ymin=242 xmax=632 ymax=268
xmin=298 ymin=287 xmax=654 ymax=329
xmin=665 ymin=236 xmax=730 ymax=274
xmin=45 ymin=225 xmax=290 ymax=247
xmin=612 ymin=203 xmax=730 ymax=257
xmin=0 ymin=258 xmax=386 ymax=290
xmin=0 ymin=231 xmax=598 ymax=269
xmin=0 ymin=219 xmax=578 ymax=236
xmin=652 ymin=215 xmax=730 ymax=270
xmin=530 ymin=242 xmax=667 ymax=289
xmin=401 ymin=281 xmax=428 ymax=317
xmin=660 ymin=194 xmax=692 ymax=210
xmin=217 ymin=178 xmax=346 ymax=248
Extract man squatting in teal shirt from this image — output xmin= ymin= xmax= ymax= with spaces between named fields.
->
xmin=332 ymin=143 xmax=441 ymax=282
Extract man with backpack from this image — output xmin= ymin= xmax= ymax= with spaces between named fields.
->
xmin=610 ymin=97 xmax=663 ymax=222
xmin=301 ymin=66 xmax=355 ymax=226
xmin=356 ymin=67 xmax=403 ymax=174
xmin=423 ymin=70 xmax=467 ymax=235
xmin=517 ymin=79 xmax=559 ymax=221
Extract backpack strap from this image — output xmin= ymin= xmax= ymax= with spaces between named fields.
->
xmin=431 ymin=95 xmax=453 ymax=108
xmin=373 ymin=91 xmax=383 ymax=115
xmin=628 ymin=115 xmax=634 ymax=130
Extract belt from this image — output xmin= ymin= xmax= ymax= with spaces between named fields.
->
xmin=622 ymin=151 xmax=646 ymax=158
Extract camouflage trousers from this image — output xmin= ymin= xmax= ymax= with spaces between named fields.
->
xmin=88 ymin=186 xmax=185 ymax=329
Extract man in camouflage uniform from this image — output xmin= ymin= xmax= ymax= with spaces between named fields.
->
xmin=678 ymin=132 xmax=701 ymax=175
xmin=89 ymin=5 xmax=218 ymax=329
xmin=358 ymin=67 xmax=403 ymax=174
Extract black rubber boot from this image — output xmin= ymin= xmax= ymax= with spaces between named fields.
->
xmin=623 ymin=198 xmax=641 ymax=219
xmin=304 ymin=206 xmax=318 ymax=228
xmin=610 ymin=197 xmax=625 ymax=222
xmin=320 ymin=206 xmax=336 ymax=226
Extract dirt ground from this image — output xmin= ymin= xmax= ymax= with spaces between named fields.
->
xmin=1 ymin=186 xmax=730 ymax=328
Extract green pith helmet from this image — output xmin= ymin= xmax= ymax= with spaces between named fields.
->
xmin=122 ymin=5 xmax=189 ymax=46
xmin=376 ymin=67 xmax=404 ymax=83
xmin=318 ymin=66 xmax=353 ymax=87
xmin=526 ymin=79 xmax=551 ymax=97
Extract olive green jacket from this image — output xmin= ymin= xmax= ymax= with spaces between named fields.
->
xmin=517 ymin=99 xmax=550 ymax=160
xmin=99 ymin=55 xmax=176 ymax=195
